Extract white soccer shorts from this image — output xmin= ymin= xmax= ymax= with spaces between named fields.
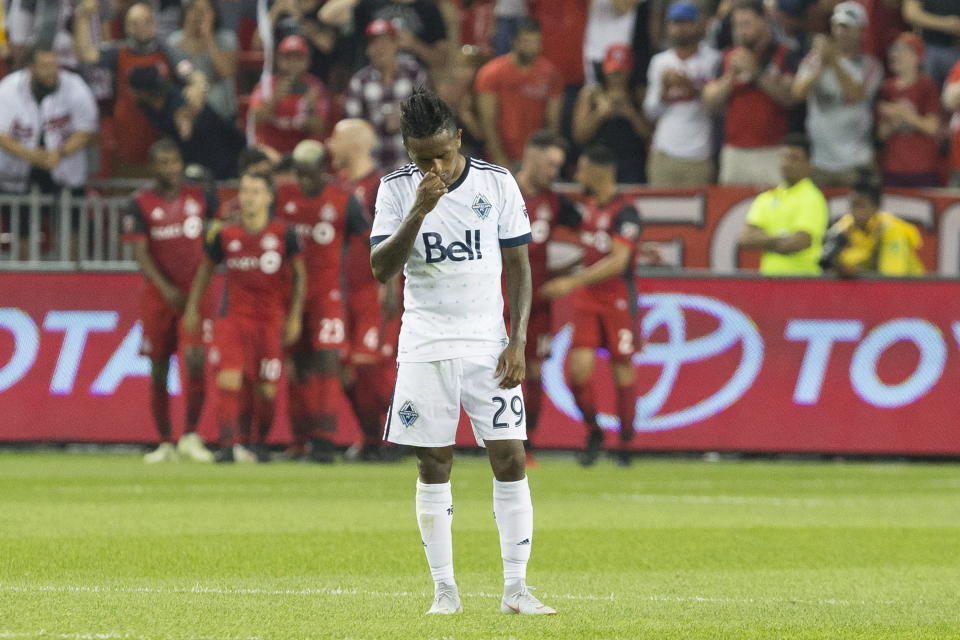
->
xmin=383 ymin=354 xmax=527 ymax=448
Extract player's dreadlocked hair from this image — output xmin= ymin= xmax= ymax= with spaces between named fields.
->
xmin=400 ymin=87 xmax=457 ymax=141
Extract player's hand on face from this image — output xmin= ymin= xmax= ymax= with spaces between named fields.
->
xmin=283 ymin=314 xmax=302 ymax=347
xmin=413 ymin=171 xmax=447 ymax=215
xmin=495 ymin=341 xmax=525 ymax=389
xmin=540 ymin=276 xmax=576 ymax=299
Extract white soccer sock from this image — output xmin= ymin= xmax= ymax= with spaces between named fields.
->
xmin=416 ymin=480 xmax=455 ymax=585
xmin=493 ymin=476 xmax=533 ymax=585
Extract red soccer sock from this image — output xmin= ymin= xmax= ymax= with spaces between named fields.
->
xmin=570 ymin=380 xmax=599 ymax=431
xmin=255 ymin=394 xmax=277 ymax=444
xmin=183 ymin=373 xmax=205 ymax=434
xmin=305 ymin=373 xmax=339 ymax=439
xmin=287 ymin=379 xmax=309 ymax=449
xmin=217 ymin=388 xmax=241 ymax=447
xmin=348 ymin=364 xmax=386 ymax=447
xmin=523 ymin=379 xmax=543 ymax=436
xmin=150 ymin=383 xmax=173 ymax=443
xmin=615 ymin=382 xmax=637 ymax=444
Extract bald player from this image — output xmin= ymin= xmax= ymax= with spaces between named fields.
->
xmin=276 ymin=140 xmax=370 ymax=462
xmin=329 ymin=119 xmax=398 ymax=461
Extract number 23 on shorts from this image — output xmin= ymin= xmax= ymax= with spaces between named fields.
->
xmin=492 ymin=395 xmax=525 ymax=429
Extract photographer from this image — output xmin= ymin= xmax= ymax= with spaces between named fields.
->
xmin=820 ymin=172 xmax=924 ymax=277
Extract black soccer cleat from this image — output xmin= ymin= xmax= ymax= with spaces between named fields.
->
xmin=213 ymin=447 xmax=234 ymax=464
xmin=578 ymin=429 xmax=604 ymax=467
xmin=307 ymin=437 xmax=337 ymax=464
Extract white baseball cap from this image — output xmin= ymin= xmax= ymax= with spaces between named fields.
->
xmin=831 ymin=1 xmax=867 ymax=28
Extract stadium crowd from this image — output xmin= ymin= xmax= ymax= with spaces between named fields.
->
xmin=0 ymin=0 xmax=953 ymax=463
xmin=0 ymin=0 xmax=957 ymax=191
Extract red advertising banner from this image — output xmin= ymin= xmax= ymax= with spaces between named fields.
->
xmin=2 ymin=272 xmax=959 ymax=455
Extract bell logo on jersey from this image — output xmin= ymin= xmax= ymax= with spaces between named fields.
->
xmin=423 ymin=230 xmax=483 ymax=264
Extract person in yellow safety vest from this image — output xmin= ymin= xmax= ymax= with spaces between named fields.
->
xmin=820 ymin=171 xmax=925 ymax=277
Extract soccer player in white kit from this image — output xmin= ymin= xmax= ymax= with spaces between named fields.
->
xmin=370 ymin=89 xmax=556 ymax=616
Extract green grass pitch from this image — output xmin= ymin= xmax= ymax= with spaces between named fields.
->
xmin=1 ymin=451 xmax=959 ymax=639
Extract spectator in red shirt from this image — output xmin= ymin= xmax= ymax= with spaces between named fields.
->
xmin=940 ymin=60 xmax=960 ymax=187
xmin=877 ymin=32 xmax=942 ymax=187
xmin=704 ymin=0 xmax=798 ymax=187
xmin=249 ymin=35 xmax=330 ymax=156
xmin=475 ymin=17 xmax=563 ymax=168
xmin=74 ymin=0 xmax=173 ymax=177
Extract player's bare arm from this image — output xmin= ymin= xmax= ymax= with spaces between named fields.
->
xmin=541 ymin=240 xmax=631 ymax=299
xmin=183 ymin=258 xmax=215 ymax=335
xmin=284 ymin=255 xmax=307 ymax=346
xmin=132 ymin=240 xmax=185 ymax=311
xmin=497 ymin=244 xmax=532 ymax=389
xmin=370 ymin=171 xmax=447 ymax=282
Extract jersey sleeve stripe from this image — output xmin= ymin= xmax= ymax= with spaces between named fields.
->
xmin=370 ymin=234 xmax=391 ymax=246
xmin=499 ymin=232 xmax=533 ymax=248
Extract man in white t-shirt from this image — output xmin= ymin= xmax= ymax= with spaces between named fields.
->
xmin=370 ymin=88 xmax=554 ymax=617
xmin=643 ymin=1 xmax=720 ymax=186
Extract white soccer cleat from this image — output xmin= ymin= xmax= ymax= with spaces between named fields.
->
xmin=426 ymin=582 xmax=462 ymax=615
xmin=232 ymin=444 xmax=258 ymax=464
xmin=177 ymin=432 xmax=214 ymax=462
xmin=144 ymin=442 xmax=178 ymax=464
xmin=500 ymin=584 xmax=556 ymax=615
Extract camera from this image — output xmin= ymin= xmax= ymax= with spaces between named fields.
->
xmin=818 ymin=229 xmax=849 ymax=271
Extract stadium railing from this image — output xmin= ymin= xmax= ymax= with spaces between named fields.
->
xmin=0 ymin=188 xmax=136 ymax=271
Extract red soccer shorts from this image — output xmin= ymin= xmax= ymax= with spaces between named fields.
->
xmin=345 ymin=286 xmax=383 ymax=362
xmin=569 ymin=291 xmax=638 ymax=362
xmin=290 ymin=288 xmax=346 ymax=354
xmin=210 ymin=315 xmax=285 ymax=383
xmin=139 ymin=286 xmax=213 ymax=360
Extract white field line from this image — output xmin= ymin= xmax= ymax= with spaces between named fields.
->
xmin=0 ymin=583 xmax=899 ymax=608
xmin=600 ymin=493 xmax=849 ymax=507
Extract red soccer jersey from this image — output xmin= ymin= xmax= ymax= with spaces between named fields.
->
xmin=524 ymin=189 xmax=581 ymax=309
xmin=122 ymin=184 xmax=211 ymax=294
xmin=573 ymin=193 xmax=642 ymax=303
xmin=336 ymin=169 xmax=384 ymax=294
xmin=275 ymin=182 xmax=368 ymax=299
xmin=205 ymin=220 xmax=300 ymax=322
xmin=474 ymin=55 xmax=564 ymax=162
xmin=249 ymin=74 xmax=331 ymax=154
xmin=879 ymin=75 xmax=941 ymax=175
xmin=722 ymin=43 xmax=796 ymax=149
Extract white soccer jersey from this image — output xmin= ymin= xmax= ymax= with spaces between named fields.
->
xmin=371 ymin=157 xmax=532 ymax=363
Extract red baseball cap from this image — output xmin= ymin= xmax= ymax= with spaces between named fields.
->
xmin=278 ymin=35 xmax=309 ymax=56
xmin=603 ymin=43 xmax=634 ymax=74
xmin=892 ymin=31 xmax=925 ymax=60
xmin=366 ymin=18 xmax=398 ymax=38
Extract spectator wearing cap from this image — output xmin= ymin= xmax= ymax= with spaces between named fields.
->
xmin=475 ymin=17 xmax=563 ymax=168
xmin=704 ymin=0 xmax=798 ymax=187
xmin=269 ymin=0 xmax=343 ymax=87
xmin=643 ymin=1 xmax=720 ymax=187
xmin=582 ymin=0 xmax=642 ymax=86
xmin=74 ymin=0 xmax=173 ymax=177
xmin=249 ymin=34 xmax=331 ymax=156
xmin=942 ymin=60 xmax=960 ymax=187
xmin=573 ymin=43 xmax=650 ymax=183
xmin=902 ymin=0 xmax=960 ymax=88
xmin=877 ymin=33 xmax=941 ymax=187
xmin=792 ymin=1 xmax=883 ymax=188
xmin=166 ymin=0 xmax=238 ymax=121
xmin=319 ymin=0 xmax=449 ymax=70
xmin=344 ymin=18 xmax=430 ymax=171
xmin=127 ymin=64 xmax=246 ymax=180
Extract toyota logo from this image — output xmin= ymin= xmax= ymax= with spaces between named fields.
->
xmin=542 ymin=293 xmax=764 ymax=432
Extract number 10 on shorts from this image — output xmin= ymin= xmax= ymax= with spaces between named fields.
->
xmin=492 ymin=396 xmax=524 ymax=429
